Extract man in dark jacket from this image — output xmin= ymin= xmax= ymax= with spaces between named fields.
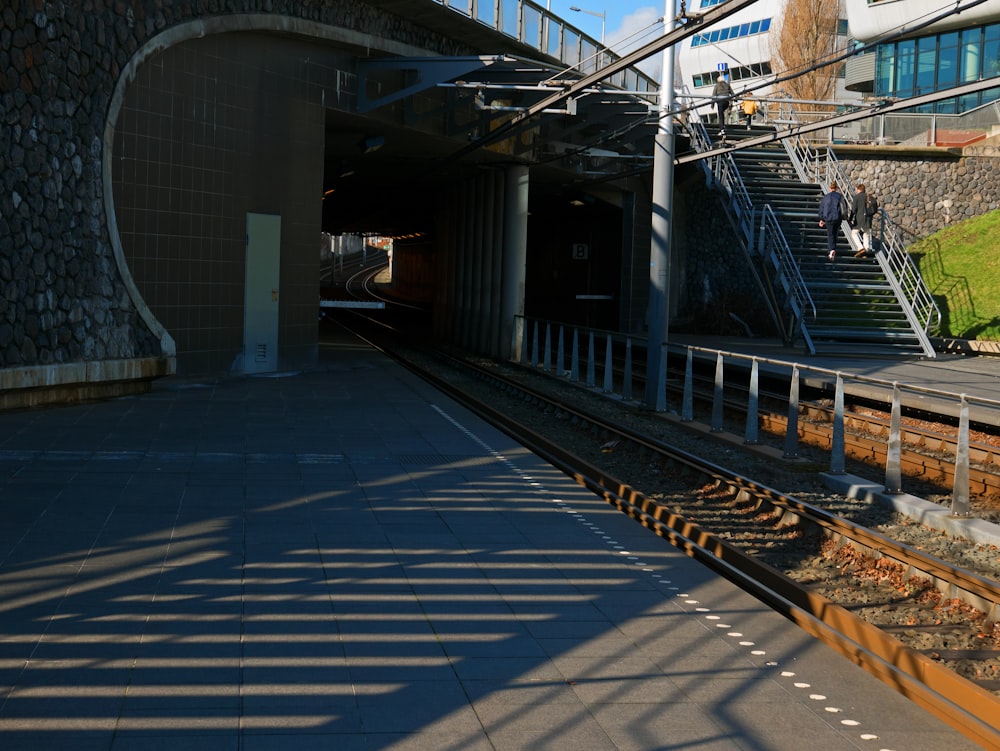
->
xmin=818 ymin=182 xmax=845 ymax=261
xmin=711 ymin=75 xmax=734 ymax=135
xmin=848 ymin=183 xmax=872 ymax=257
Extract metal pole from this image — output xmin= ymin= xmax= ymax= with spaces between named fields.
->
xmin=586 ymin=331 xmax=596 ymax=387
xmin=571 ymin=328 xmax=580 ymax=382
xmin=952 ymin=394 xmax=970 ymax=516
xmin=543 ymin=322 xmax=552 ymax=372
xmin=623 ymin=338 xmax=633 ymax=401
xmin=681 ymin=348 xmax=693 ymax=421
xmin=711 ymin=351 xmax=724 ymax=432
xmin=830 ymin=373 xmax=846 ymax=474
xmin=530 ymin=320 xmax=539 ymax=367
xmin=603 ymin=334 xmax=613 ymax=393
xmin=885 ymin=382 xmax=903 ymax=493
xmin=744 ymin=358 xmax=759 ymax=445
xmin=644 ymin=1 xmax=675 ymax=411
xmin=783 ymin=365 xmax=800 ymax=459
xmin=557 ymin=325 xmax=565 ymax=375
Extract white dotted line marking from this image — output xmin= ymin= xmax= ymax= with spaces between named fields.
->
xmin=431 ymin=404 xmax=885 ymax=748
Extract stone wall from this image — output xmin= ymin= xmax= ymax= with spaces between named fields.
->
xmin=834 ymin=139 xmax=1000 ymax=242
xmin=0 ymin=1 xmax=466 ymax=378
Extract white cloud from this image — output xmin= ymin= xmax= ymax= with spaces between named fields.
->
xmin=607 ymin=6 xmax=666 ymax=80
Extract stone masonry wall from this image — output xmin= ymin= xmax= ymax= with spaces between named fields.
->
xmin=0 ymin=1 xmax=465 ymax=371
xmin=835 ymin=140 xmax=1000 ymax=242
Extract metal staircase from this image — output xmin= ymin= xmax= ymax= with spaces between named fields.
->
xmin=689 ymin=117 xmax=940 ymax=358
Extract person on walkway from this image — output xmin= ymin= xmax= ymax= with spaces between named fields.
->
xmin=848 ymin=183 xmax=872 ymax=257
xmin=712 ymin=75 xmax=734 ymax=135
xmin=818 ymin=182 xmax=846 ymax=261
xmin=740 ymin=95 xmax=757 ymax=130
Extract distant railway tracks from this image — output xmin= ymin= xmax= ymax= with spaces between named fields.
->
xmin=334 ymin=313 xmax=1000 ymax=749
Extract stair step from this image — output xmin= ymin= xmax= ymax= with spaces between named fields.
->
xmin=703 ymin=121 xmax=933 ymax=357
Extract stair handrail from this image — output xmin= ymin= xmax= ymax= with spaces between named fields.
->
xmin=757 ymin=204 xmax=817 ymax=323
xmin=816 ymin=149 xmax=941 ymax=357
xmin=780 ymin=110 xmax=942 ymax=358
xmin=685 ymin=117 xmax=816 ymax=351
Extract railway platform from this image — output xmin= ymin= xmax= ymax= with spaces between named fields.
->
xmin=0 ymin=326 xmax=987 ymax=750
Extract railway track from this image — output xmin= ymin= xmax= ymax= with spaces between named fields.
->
xmin=335 ymin=313 xmax=1000 ymax=749
xmin=529 ymin=339 xmax=1000 ymax=517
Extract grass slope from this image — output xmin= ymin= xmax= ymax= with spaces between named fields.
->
xmin=910 ymin=209 xmax=1000 ymax=340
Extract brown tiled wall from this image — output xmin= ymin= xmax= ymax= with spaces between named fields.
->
xmin=113 ymin=33 xmax=346 ymax=375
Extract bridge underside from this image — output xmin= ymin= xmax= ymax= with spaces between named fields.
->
xmin=110 ymin=19 xmax=670 ymax=375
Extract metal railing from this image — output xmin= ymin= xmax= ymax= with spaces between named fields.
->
xmin=769 ymin=97 xmax=1000 ymax=147
xmin=511 ymin=317 xmax=989 ymax=525
xmin=814 ymin=149 xmax=942 ymax=355
xmin=781 ymin=106 xmax=942 ymax=357
xmin=432 ymin=0 xmax=659 ymax=95
xmin=686 ymin=115 xmax=816 ymax=350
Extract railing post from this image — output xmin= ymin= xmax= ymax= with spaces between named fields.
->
xmin=744 ymin=358 xmax=759 ymax=444
xmin=682 ymin=348 xmax=694 ymax=422
xmin=652 ymin=340 xmax=668 ymax=413
xmin=586 ymin=331 xmax=596 ymax=388
xmin=570 ymin=328 xmax=580 ymax=382
xmin=952 ymin=394 xmax=970 ymax=516
xmin=711 ymin=351 xmax=724 ymax=432
xmin=623 ymin=338 xmax=633 ymax=401
xmin=511 ymin=315 xmax=524 ymax=364
xmin=830 ymin=373 xmax=845 ymax=474
xmin=530 ymin=320 xmax=539 ymax=367
xmin=603 ymin=334 xmax=613 ymax=393
xmin=543 ymin=322 xmax=552 ymax=372
xmin=783 ymin=365 xmax=800 ymax=458
xmin=884 ymin=382 xmax=903 ymax=493
xmin=557 ymin=325 xmax=565 ymax=375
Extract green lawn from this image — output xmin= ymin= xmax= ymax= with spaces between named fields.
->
xmin=909 ymin=209 xmax=1000 ymax=340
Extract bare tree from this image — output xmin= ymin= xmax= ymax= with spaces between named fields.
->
xmin=771 ymin=0 xmax=842 ymax=104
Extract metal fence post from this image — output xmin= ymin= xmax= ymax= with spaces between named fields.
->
xmin=530 ymin=320 xmax=539 ymax=367
xmin=654 ymin=341 xmax=667 ymax=413
xmin=884 ymin=382 xmax=903 ymax=493
xmin=623 ymin=338 xmax=633 ymax=401
xmin=571 ymin=328 xmax=580 ymax=382
xmin=744 ymin=358 xmax=759 ymax=444
xmin=557 ymin=325 xmax=565 ymax=375
xmin=682 ymin=348 xmax=694 ymax=422
xmin=543 ymin=322 xmax=551 ymax=372
xmin=711 ymin=351 xmax=724 ymax=432
xmin=952 ymin=394 xmax=970 ymax=516
xmin=783 ymin=365 xmax=800 ymax=458
xmin=511 ymin=316 xmax=524 ymax=363
xmin=586 ymin=331 xmax=596 ymax=388
xmin=603 ymin=334 xmax=613 ymax=393
xmin=830 ymin=373 xmax=846 ymax=474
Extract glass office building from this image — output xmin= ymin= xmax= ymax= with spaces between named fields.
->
xmin=874 ymin=22 xmax=1000 ymax=113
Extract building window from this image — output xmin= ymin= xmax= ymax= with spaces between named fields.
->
xmin=874 ymin=22 xmax=1000 ymax=112
xmin=692 ymin=61 xmax=773 ymax=88
xmin=690 ymin=18 xmax=771 ymax=47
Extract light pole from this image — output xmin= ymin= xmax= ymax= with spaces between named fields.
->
xmin=568 ymin=6 xmax=605 ymax=45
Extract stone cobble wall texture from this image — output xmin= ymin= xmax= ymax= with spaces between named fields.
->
xmin=0 ymin=0 xmax=461 ymax=370
xmin=837 ymin=145 xmax=1000 ymax=241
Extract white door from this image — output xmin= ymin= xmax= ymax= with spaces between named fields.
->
xmin=243 ymin=213 xmax=281 ymax=373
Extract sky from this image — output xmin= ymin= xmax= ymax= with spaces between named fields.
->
xmin=544 ymin=1 xmax=669 ymax=77
xmin=545 ymin=1 xmax=665 ymax=51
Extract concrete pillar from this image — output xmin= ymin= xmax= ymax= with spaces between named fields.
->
xmin=500 ymin=165 xmax=530 ymax=360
